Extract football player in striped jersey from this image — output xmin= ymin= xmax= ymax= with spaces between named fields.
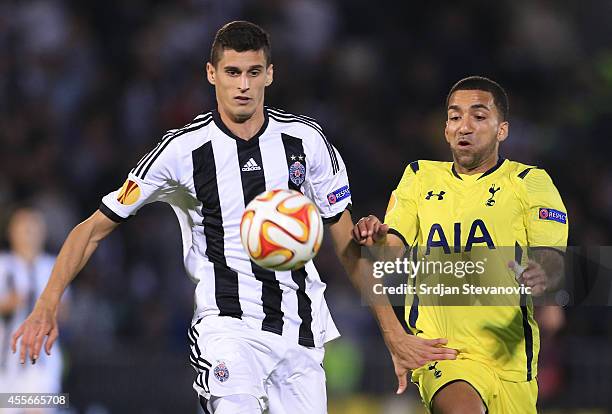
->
xmin=11 ymin=20 xmax=431 ymax=414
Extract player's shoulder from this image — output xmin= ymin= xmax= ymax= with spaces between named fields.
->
xmin=148 ymin=111 xmax=215 ymax=156
xmin=265 ymin=106 xmax=327 ymax=140
xmin=130 ymin=111 xmax=213 ymax=180
xmin=162 ymin=111 xmax=215 ymax=147
xmin=504 ymin=159 xmax=557 ymax=191
xmin=401 ymin=160 xmax=451 ymax=176
xmin=394 ymin=160 xmax=449 ymax=189
xmin=503 ymin=159 xmax=537 ymax=178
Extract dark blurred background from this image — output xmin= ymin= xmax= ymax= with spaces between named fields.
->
xmin=1 ymin=0 xmax=611 ymax=413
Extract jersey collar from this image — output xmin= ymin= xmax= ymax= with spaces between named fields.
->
xmin=212 ymin=108 xmax=270 ymax=144
xmin=451 ymin=157 xmax=506 ymax=181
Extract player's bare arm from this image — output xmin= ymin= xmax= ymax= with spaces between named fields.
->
xmin=328 ymin=210 xmax=457 ymax=394
xmin=11 ymin=209 xmax=119 ymax=364
xmin=509 ymin=248 xmax=565 ymax=296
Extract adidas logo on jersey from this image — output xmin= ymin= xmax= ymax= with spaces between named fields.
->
xmin=242 ymin=158 xmax=261 ymax=172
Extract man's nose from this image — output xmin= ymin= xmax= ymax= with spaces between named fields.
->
xmin=239 ymin=73 xmax=249 ymax=91
xmin=459 ymin=117 xmax=473 ymax=134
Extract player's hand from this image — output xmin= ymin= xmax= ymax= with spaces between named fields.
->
xmin=383 ymin=330 xmax=458 ymax=394
xmin=11 ymin=301 xmax=59 ymax=365
xmin=508 ymin=260 xmax=548 ymax=296
xmin=352 ymin=215 xmax=389 ymax=246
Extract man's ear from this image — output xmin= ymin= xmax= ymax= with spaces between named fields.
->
xmin=206 ymin=62 xmax=216 ymax=85
xmin=497 ymin=121 xmax=509 ymax=142
xmin=444 ymin=121 xmax=451 ymax=144
xmin=265 ymin=64 xmax=274 ymax=87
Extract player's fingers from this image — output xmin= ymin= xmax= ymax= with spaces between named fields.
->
xmin=19 ymin=327 xmax=35 ymax=364
xmin=353 ymin=229 xmax=371 ymax=245
xmin=428 ymin=347 xmax=458 ymax=356
xmin=520 ymin=269 xmax=534 ymax=281
xmin=367 ymin=215 xmax=380 ymax=224
xmin=374 ymin=223 xmax=389 ymax=239
xmin=357 ymin=218 xmax=370 ymax=238
xmin=524 ymin=273 xmax=545 ymax=285
xmin=425 ymin=338 xmax=448 ymax=346
xmin=425 ymin=349 xmax=457 ymax=361
xmin=32 ymin=325 xmax=49 ymax=362
xmin=365 ymin=216 xmax=380 ymax=235
xmin=366 ymin=215 xmax=381 ymax=233
xmin=424 ymin=352 xmax=456 ymax=362
xmin=508 ymin=261 xmax=526 ymax=280
xmin=370 ymin=220 xmax=380 ymax=236
xmin=425 ymin=339 xmax=457 ymax=356
xmin=45 ymin=327 xmax=59 ymax=356
xmin=522 ymin=269 xmax=546 ymax=283
xmin=440 ymin=352 xmax=458 ymax=360
xmin=531 ymin=284 xmax=545 ymax=296
xmin=11 ymin=325 xmax=25 ymax=353
xmin=356 ymin=225 xmax=371 ymax=242
xmin=396 ymin=371 xmax=408 ymax=395
xmin=351 ymin=224 xmax=363 ymax=242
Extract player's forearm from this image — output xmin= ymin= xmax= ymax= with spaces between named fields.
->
xmin=338 ymin=239 xmax=406 ymax=335
xmin=329 ymin=211 xmax=408 ymax=335
xmin=37 ymin=222 xmax=95 ymax=308
xmin=38 ymin=212 xmax=116 ymax=309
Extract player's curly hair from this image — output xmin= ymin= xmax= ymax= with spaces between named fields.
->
xmin=446 ymin=76 xmax=509 ymax=121
xmin=210 ymin=21 xmax=271 ymax=67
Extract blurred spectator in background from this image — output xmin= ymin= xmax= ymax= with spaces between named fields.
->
xmin=0 ymin=208 xmax=67 ymax=413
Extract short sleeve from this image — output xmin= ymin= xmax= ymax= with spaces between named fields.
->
xmin=302 ymin=135 xmax=351 ymax=224
xmin=521 ymin=169 xmax=568 ymax=250
xmin=100 ymin=139 xmax=180 ymax=222
xmin=384 ymin=163 xmax=420 ymax=247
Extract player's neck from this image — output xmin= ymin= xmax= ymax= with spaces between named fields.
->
xmin=217 ymin=106 xmax=265 ymax=141
xmin=454 ymin=154 xmax=500 ymax=175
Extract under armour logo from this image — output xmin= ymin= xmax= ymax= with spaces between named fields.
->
xmin=486 ymin=184 xmax=501 ymax=206
xmin=428 ymin=362 xmax=442 ymax=379
xmin=425 ymin=190 xmax=445 ymax=200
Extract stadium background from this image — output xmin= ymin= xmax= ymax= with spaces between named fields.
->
xmin=1 ymin=0 xmax=611 ymax=412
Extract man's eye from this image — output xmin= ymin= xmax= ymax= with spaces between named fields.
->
xmin=474 ymin=115 xmax=486 ymax=121
xmin=249 ymin=70 xmax=261 ymax=76
xmin=227 ymin=71 xmax=239 ymax=76
xmin=449 ymin=116 xmax=460 ymax=121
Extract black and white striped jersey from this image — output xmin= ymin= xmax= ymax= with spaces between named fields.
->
xmin=0 ymin=253 xmax=61 ymax=376
xmin=100 ymin=107 xmax=351 ymax=347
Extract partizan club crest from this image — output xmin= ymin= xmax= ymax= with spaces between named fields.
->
xmin=213 ymin=362 xmax=230 ymax=382
xmin=289 ymin=160 xmax=306 ymax=186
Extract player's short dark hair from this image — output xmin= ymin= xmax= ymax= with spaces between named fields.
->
xmin=210 ymin=21 xmax=271 ymax=67
xmin=446 ymin=76 xmax=509 ymax=121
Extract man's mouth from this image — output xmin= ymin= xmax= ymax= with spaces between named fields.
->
xmin=457 ymin=138 xmax=472 ymax=147
xmin=234 ymin=96 xmax=251 ymax=104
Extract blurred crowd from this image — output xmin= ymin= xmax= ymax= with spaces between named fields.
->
xmin=1 ymin=0 xmax=611 ymax=412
